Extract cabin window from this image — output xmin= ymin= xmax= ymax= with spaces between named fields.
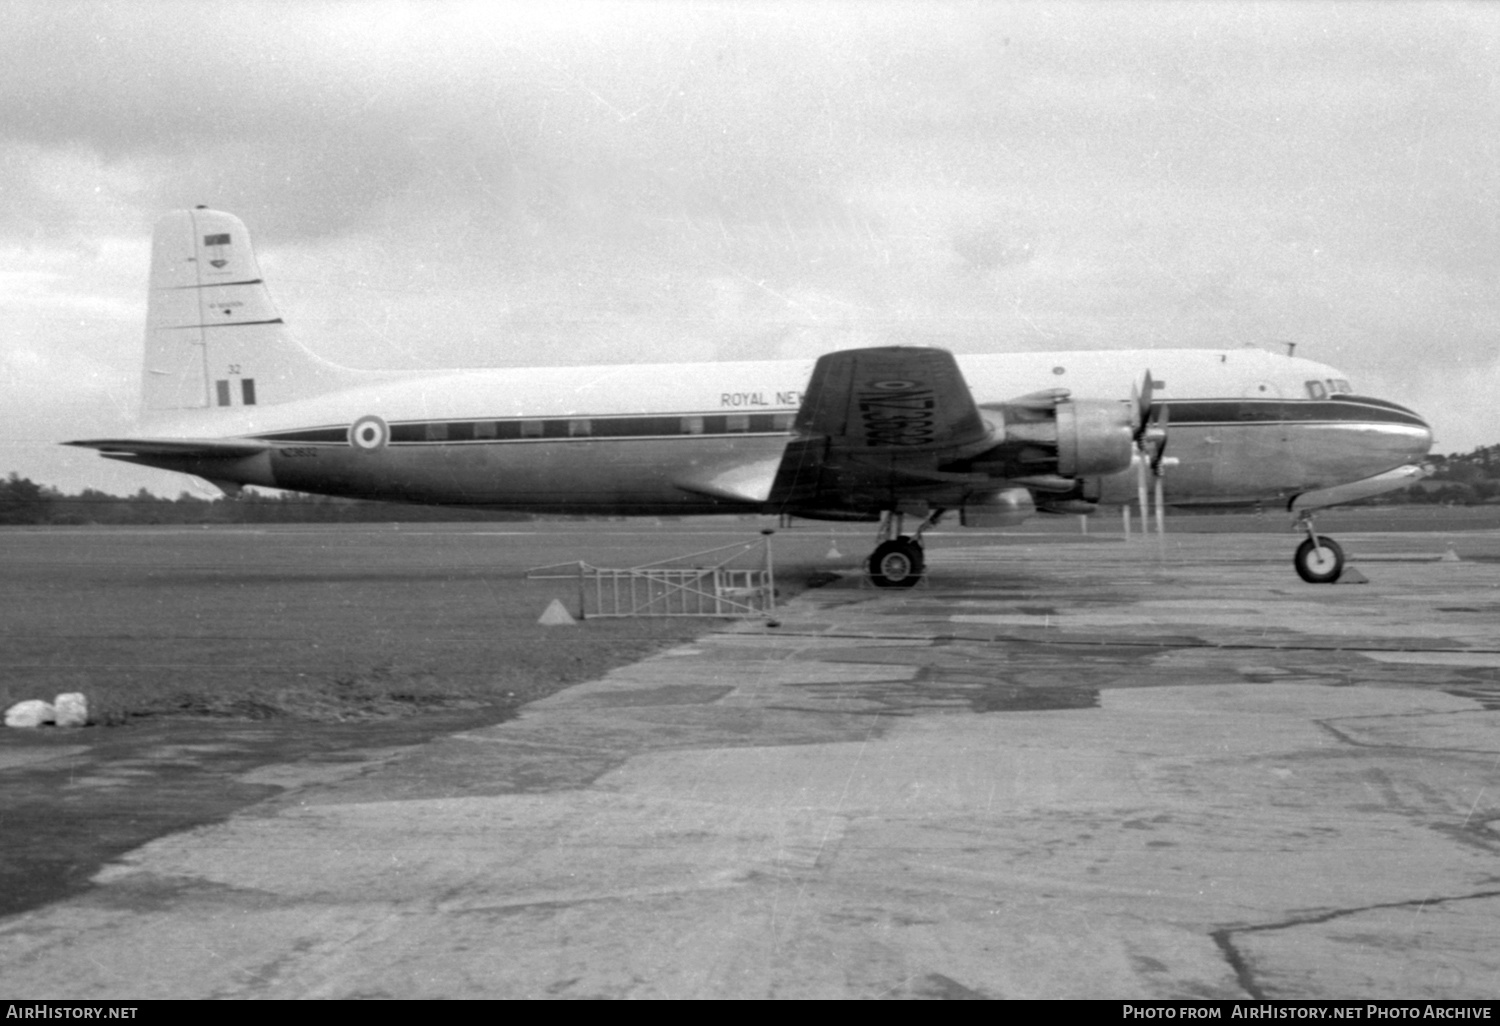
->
xmin=425 ymin=422 xmax=448 ymax=441
xmin=773 ymin=412 xmax=795 ymax=431
xmin=216 ymin=380 xmax=231 ymax=407
xmin=519 ymin=420 xmax=543 ymax=438
xmin=682 ymin=416 xmax=704 ymax=435
xmin=474 ymin=421 xmax=497 ymax=439
xmin=240 ymin=379 xmax=256 ymax=406
xmin=568 ymin=418 xmax=591 ymax=437
xmin=1305 ymin=380 xmax=1327 ymax=399
xmin=725 ymin=413 xmax=750 ymax=433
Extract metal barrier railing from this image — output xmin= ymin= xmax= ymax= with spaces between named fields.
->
xmin=526 ymin=532 xmax=776 ymax=620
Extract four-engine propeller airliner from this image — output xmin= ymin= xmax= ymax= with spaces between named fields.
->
xmin=68 ymin=208 xmax=1433 ymax=586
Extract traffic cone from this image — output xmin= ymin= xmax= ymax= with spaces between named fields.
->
xmin=538 ymin=599 xmax=577 ymax=626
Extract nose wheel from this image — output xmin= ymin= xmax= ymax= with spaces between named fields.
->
xmin=1292 ymin=512 xmax=1345 ymax=583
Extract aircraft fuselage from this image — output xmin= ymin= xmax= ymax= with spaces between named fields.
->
xmin=115 ymin=348 xmax=1430 ymax=517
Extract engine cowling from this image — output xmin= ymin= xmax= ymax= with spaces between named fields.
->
xmin=978 ymin=397 xmax=1136 ymax=479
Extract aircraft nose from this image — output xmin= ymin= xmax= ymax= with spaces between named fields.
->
xmin=1399 ymin=403 xmax=1434 ymax=461
xmin=1379 ymin=400 xmax=1434 ymax=464
xmin=1339 ymin=394 xmax=1433 ymax=468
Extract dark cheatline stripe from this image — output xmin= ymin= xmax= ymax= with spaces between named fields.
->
xmin=256 ymin=398 xmax=1428 ymax=448
xmin=1163 ymin=398 xmax=1426 ymax=428
xmin=165 ymin=279 xmax=264 ymax=289
xmin=257 ymin=411 xmax=798 ymax=446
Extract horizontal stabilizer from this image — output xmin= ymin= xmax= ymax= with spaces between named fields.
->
xmin=65 ymin=437 xmax=273 ymax=459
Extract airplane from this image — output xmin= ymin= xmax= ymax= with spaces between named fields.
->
xmin=68 ymin=208 xmax=1433 ymax=587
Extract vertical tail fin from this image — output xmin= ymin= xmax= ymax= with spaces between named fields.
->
xmin=143 ymin=208 xmax=358 ymax=415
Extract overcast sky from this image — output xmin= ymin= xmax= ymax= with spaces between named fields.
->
xmin=2 ymin=0 xmax=1496 ymax=495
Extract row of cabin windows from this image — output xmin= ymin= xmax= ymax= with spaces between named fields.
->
xmin=386 ymin=411 xmax=795 ymax=444
xmin=216 ymin=379 xmax=256 ymax=406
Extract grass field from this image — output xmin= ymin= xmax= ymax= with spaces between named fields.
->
xmin=0 ymin=521 xmax=871 ymax=726
xmin=4 ymin=509 xmax=1497 ymax=726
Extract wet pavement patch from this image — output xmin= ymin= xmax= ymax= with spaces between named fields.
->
xmin=0 ymin=709 xmax=511 ymax=919
xmin=968 ymin=683 xmax=1098 ymax=712
xmin=570 ymin=684 xmax=735 ymax=708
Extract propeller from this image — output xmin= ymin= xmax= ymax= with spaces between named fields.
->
xmin=1131 ymin=372 xmax=1172 ymax=535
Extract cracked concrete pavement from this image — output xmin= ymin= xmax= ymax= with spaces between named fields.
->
xmin=2 ymin=532 xmax=1498 ymax=998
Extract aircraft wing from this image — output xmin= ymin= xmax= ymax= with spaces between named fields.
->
xmin=65 ymin=438 xmax=274 ymax=459
xmin=769 ymin=346 xmax=994 ymax=512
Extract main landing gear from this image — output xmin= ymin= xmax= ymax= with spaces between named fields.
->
xmin=1293 ymin=511 xmax=1345 ymax=584
xmin=867 ymin=510 xmax=943 ymax=588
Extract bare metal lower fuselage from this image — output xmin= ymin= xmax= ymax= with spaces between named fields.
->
xmin=119 ymin=392 xmax=1430 ymax=518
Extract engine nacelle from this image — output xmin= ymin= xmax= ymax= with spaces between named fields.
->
xmin=1057 ymin=400 xmax=1136 ymax=477
xmin=984 ymin=397 xmax=1135 ymax=478
xmin=959 ymin=487 xmax=1035 ymax=528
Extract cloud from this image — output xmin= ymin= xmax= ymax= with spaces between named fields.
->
xmin=2 ymin=0 xmax=1499 ymax=489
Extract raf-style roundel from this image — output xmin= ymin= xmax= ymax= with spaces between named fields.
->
xmin=349 ymin=415 xmax=388 ymax=453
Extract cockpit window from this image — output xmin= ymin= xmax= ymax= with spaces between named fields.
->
xmin=1306 ymin=378 xmax=1354 ymax=399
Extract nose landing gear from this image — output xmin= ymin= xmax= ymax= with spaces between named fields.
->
xmin=1293 ymin=511 xmax=1345 ymax=584
xmin=867 ymin=510 xmax=944 ymax=588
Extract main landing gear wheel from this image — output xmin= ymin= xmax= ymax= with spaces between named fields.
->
xmin=870 ymin=538 xmax=924 ymax=588
xmin=1294 ymin=535 xmax=1345 ymax=584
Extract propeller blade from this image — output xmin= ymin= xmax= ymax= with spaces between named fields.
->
xmin=1136 ymin=450 xmax=1149 ymax=529
xmin=1148 ymin=400 xmax=1170 ymax=474
xmin=1135 ymin=371 xmax=1155 ymax=436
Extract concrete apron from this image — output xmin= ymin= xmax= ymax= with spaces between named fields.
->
xmin=3 ymin=533 xmax=1498 ymax=999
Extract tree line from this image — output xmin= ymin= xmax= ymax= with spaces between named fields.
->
xmin=0 ymin=474 xmax=529 ymax=525
xmin=1413 ymin=446 xmax=1500 ymax=506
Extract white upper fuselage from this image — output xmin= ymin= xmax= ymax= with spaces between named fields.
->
xmin=145 ymin=347 xmax=1341 ymax=437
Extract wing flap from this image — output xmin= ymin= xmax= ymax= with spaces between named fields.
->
xmin=673 ymin=456 xmax=782 ymax=505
